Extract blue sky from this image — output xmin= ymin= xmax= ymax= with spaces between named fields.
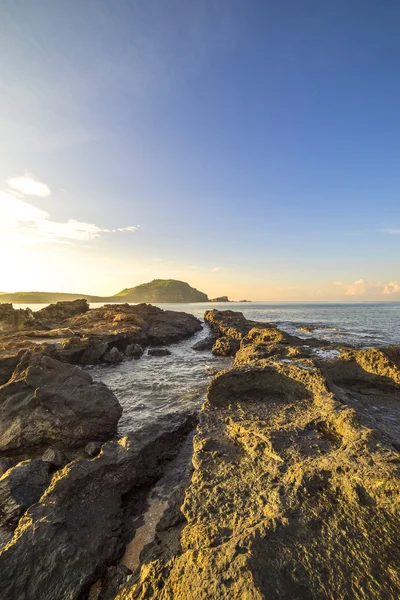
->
xmin=1 ymin=0 xmax=400 ymax=299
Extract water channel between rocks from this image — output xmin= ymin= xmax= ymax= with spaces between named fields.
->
xmin=89 ymin=323 xmax=232 ymax=435
xmin=88 ymin=324 xmax=231 ymax=597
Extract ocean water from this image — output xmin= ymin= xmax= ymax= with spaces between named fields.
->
xmin=13 ymin=301 xmax=400 ymax=434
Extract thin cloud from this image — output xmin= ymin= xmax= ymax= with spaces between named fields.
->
xmin=1 ymin=177 xmax=138 ymax=244
xmin=212 ymin=267 xmax=222 ymax=272
xmin=383 ymin=228 xmax=400 ymax=234
xmin=7 ymin=174 xmax=51 ymax=198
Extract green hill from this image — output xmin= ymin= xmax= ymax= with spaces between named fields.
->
xmin=0 ymin=291 xmax=104 ymax=303
xmin=113 ymin=279 xmax=209 ymax=303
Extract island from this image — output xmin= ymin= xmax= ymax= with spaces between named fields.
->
xmin=209 ymin=296 xmax=230 ymax=302
xmin=113 ymin=279 xmax=208 ymax=303
xmin=0 ymin=279 xmax=210 ymax=304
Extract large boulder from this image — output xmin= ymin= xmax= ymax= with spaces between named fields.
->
xmin=0 ymin=353 xmax=122 ymax=452
xmin=0 ymin=412 xmax=196 ymax=600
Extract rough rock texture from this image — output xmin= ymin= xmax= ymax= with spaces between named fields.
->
xmin=0 ymin=302 xmax=202 ymax=377
xmin=0 ymin=412 xmax=196 ymax=600
xmin=0 ymin=459 xmax=50 ymax=526
xmin=211 ymin=336 xmax=240 ymax=357
xmin=36 ymin=298 xmax=89 ymax=327
xmin=0 ymin=353 xmax=122 ymax=452
xmin=120 ymin=311 xmax=400 ymax=600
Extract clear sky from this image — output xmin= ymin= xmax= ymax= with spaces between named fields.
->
xmin=1 ymin=0 xmax=400 ymax=300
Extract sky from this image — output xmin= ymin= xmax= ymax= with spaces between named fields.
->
xmin=1 ymin=0 xmax=400 ymax=301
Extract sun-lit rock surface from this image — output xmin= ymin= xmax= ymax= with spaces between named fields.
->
xmin=119 ymin=310 xmax=400 ymax=600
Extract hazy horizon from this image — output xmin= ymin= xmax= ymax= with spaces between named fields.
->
xmin=1 ymin=1 xmax=399 ymax=302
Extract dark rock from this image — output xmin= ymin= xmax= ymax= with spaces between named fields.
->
xmin=41 ymin=447 xmax=67 ymax=469
xmin=0 ymin=353 xmax=122 ymax=452
xmin=85 ymin=441 xmax=103 ymax=458
xmin=0 ymin=458 xmax=16 ymax=478
xmin=212 ymin=336 xmax=241 ymax=357
xmin=0 ymin=412 xmax=196 ymax=600
xmin=192 ymin=333 xmax=218 ymax=351
xmin=98 ymin=564 xmax=132 ymax=600
xmin=125 ymin=343 xmax=143 ymax=359
xmin=0 ymin=460 xmax=50 ymax=526
xmin=148 ymin=348 xmax=171 ymax=357
xmin=102 ymin=346 xmax=124 ymax=364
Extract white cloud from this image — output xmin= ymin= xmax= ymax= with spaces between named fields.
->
xmin=0 ymin=177 xmax=138 ymax=244
xmin=334 ymin=279 xmax=400 ymax=297
xmin=383 ymin=281 xmax=400 ymax=295
xmin=383 ymin=228 xmax=400 ymax=234
xmin=212 ymin=267 xmax=221 ymax=272
xmin=7 ymin=174 xmax=51 ymax=198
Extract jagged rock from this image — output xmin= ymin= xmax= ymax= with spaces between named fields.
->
xmin=0 ymin=304 xmax=202 ymax=375
xmin=0 ymin=304 xmax=36 ymax=333
xmin=211 ymin=336 xmax=240 ymax=357
xmin=41 ymin=447 xmax=67 ymax=469
xmin=85 ymin=441 xmax=103 ymax=458
xmin=148 ymin=348 xmax=171 ymax=357
xmin=0 ymin=412 xmax=196 ymax=600
xmin=0 ymin=460 xmax=50 ymax=526
xmin=120 ymin=312 xmax=400 ymax=600
xmin=103 ymin=347 xmax=124 ymax=364
xmin=0 ymin=353 xmax=122 ymax=452
xmin=125 ymin=344 xmax=143 ymax=359
xmin=36 ymin=299 xmax=89 ymax=327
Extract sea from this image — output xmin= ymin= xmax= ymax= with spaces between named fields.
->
xmin=14 ymin=301 xmax=400 ymax=435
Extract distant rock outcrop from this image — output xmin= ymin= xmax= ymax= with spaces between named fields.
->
xmin=113 ymin=279 xmax=208 ymax=303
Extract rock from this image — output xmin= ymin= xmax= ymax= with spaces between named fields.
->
xmin=0 ymin=412 xmax=196 ymax=600
xmin=148 ymin=348 xmax=171 ymax=357
xmin=103 ymin=347 xmax=124 ymax=364
xmin=41 ymin=447 xmax=67 ymax=469
xmin=192 ymin=333 xmax=217 ymax=351
xmin=0 ymin=458 xmax=16 ymax=478
xmin=0 ymin=353 xmax=122 ymax=453
xmin=211 ymin=336 xmax=240 ymax=356
xmin=85 ymin=441 xmax=103 ymax=458
xmin=36 ymin=299 xmax=89 ymax=328
xmin=0 ymin=304 xmax=36 ymax=333
xmin=209 ymin=296 xmax=230 ymax=302
xmin=0 ymin=460 xmax=50 ymax=526
xmin=0 ymin=304 xmax=202 ymax=376
xmin=125 ymin=344 xmax=143 ymax=359
xmin=120 ymin=312 xmax=400 ymax=600
xmin=98 ymin=564 xmax=132 ymax=600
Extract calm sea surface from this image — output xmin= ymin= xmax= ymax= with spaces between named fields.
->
xmin=13 ymin=301 xmax=400 ymax=434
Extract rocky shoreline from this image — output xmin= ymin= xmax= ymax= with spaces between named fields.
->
xmin=0 ymin=304 xmax=399 ymax=599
